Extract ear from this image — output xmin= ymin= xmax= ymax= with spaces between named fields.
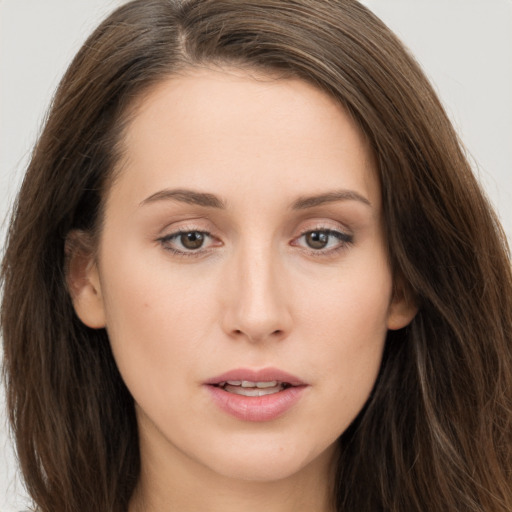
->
xmin=65 ymin=231 xmax=106 ymax=329
xmin=386 ymin=281 xmax=418 ymax=331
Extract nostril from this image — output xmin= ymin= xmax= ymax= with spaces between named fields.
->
xmin=229 ymin=328 xmax=286 ymax=342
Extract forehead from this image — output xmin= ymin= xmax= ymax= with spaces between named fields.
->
xmin=111 ymin=67 xmax=378 ymax=212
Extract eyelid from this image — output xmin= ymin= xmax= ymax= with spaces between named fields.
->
xmin=291 ymin=223 xmax=354 ymax=256
xmin=155 ymin=220 xmax=353 ymax=258
xmin=156 ymin=223 xmax=222 ymax=257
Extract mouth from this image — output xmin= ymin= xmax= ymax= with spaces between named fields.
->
xmin=205 ymin=368 xmax=305 ymax=393
xmin=213 ymin=380 xmax=295 ymax=397
xmin=205 ymin=369 xmax=307 ymax=421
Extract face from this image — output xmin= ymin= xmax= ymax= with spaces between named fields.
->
xmin=70 ymin=68 xmax=415 ymax=485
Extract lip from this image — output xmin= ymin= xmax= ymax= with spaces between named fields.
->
xmin=204 ymin=367 xmax=308 ymax=422
xmin=204 ymin=367 xmax=306 ymax=387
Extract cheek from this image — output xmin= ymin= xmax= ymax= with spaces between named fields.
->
xmin=100 ymin=230 xmax=215 ymax=330
xmin=98 ymin=243 xmax=220 ymax=404
xmin=296 ymin=257 xmax=391 ymax=418
xmin=298 ymin=252 xmax=392 ymax=347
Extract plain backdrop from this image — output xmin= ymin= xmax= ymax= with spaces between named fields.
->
xmin=1 ymin=1 xmax=511 ymax=510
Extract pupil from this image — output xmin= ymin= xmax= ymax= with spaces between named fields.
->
xmin=181 ymin=232 xmax=204 ymax=249
xmin=306 ymin=231 xmax=328 ymax=249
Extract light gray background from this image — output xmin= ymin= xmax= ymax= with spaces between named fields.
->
xmin=1 ymin=1 xmax=511 ymax=510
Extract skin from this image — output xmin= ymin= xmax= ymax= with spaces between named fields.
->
xmin=69 ymin=68 xmax=416 ymax=512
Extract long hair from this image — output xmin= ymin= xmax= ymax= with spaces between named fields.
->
xmin=2 ymin=1 xmax=511 ymax=511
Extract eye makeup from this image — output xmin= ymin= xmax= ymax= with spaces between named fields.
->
xmin=291 ymin=227 xmax=353 ymax=258
xmin=155 ymin=221 xmax=354 ymax=260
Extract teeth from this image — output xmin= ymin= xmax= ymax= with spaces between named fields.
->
xmin=256 ymin=381 xmax=279 ymax=388
xmin=234 ymin=380 xmax=279 ymax=388
xmin=224 ymin=384 xmax=283 ymax=396
xmin=215 ymin=380 xmax=288 ymax=395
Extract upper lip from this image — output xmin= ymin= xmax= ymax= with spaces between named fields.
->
xmin=205 ymin=367 xmax=306 ymax=387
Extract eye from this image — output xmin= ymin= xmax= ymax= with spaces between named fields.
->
xmin=178 ymin=231 xmax=206 ymax=250
xmin=157 ymin=230 xmax=215 ymax=254
xmin=304 ymin=231 xmax=330 ymax=249
xmin=293 ymin=228 xmax=353 ymax=254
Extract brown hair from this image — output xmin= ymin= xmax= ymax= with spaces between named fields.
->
xmin=2 ymin=1 xmax=511 ymax=511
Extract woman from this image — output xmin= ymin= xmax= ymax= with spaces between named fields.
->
xmin=2 ymin=1 xmax=511 ymax=511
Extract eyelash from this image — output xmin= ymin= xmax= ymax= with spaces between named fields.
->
xmin=157 ymin=230 xmax=216 ymax=258
xmin=293 ymin=228 xmax=353 ymax=257
xmin=156 ymin=226 xmax=353 ymax=258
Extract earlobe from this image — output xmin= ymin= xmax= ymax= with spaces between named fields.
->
xmin=386 ymin=284 xmax=418 ymax=331
xmin=65 ymin=232 xmax=106 ymax=329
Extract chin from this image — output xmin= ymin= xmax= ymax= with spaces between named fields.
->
xmin=211 ymin=459 xmax=309 ymax=483
xmin=199 ymin=436 xmax=336 ymax=483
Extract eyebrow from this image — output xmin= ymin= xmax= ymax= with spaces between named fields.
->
xmin=140 ymin=188 xmax=226 ymax=209
xmin=139 ymin=187 xmax=371 ymax=210
xmin=291 ymin=190 xmax=371 ymax=209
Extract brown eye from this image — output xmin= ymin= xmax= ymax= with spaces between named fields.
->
xmin=158 ymin=229 xmax=216 ymax=256
xmin=305 ymin=231 xmax=329 ymax=249
xmin=294 ymin=228 xmax=353 ymax=254
xmin=180 ymin=231 xmax=205 ymax=250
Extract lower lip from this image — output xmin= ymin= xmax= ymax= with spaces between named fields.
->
xmin=205 ymin=385 xmax=307 ymax=422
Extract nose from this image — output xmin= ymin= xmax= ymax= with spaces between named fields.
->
xmin=221 ymin=243 xmax=292 ymax=343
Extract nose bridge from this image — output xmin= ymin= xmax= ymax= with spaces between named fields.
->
xmin=222 ymin=237 xmax=290 ymax=342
